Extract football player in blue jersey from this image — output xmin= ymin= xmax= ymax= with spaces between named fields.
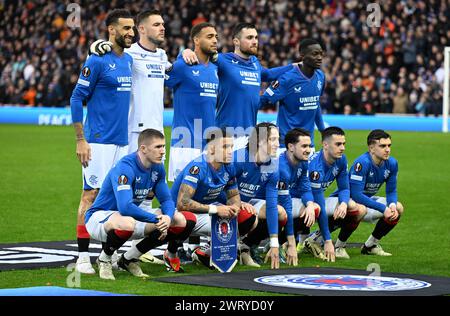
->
xmin=350 ymin=130 xmax=404 ymax=256
xmin=231 ymin=123 xmax=295 ymax=269
xmin=182 ymin=23 xmax=292 ymax=149
xmin=166 ymin=22 xmax=219 ymax=182
xmin=169 ymin=127 xmax=258 ymax=269
xmin=260 ymin=38 xmax=326 ymax=153
xmin=277 ymin=128 xmax=320 ymax=254
xmin=84 ymin=129 xmax=197 ymax=280
xmin=70 ymin=9 xmax=134 ymax=275
xmin=304 ymin=127 xmax=366 ymax=262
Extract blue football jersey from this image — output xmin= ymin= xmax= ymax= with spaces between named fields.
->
xmin=308 ymin=150 xmax=350 ymax=241
xmin=171 ymin=154 xmax=238 ymax=205
xmin=85 ymin=152 xmax=174 ymax=224
xmin=214 ymin=52 xmax=292 ymax=131
xmin=260 ymin=64 xmax=325 ymax=147
xmin=349 ymin=152 xmax=398 ymax=213
xmin=277 ymin=151 xmax=314 ymax=236
xmin=231 ymin=149 xmax=279 ymax=235
xmin=70 ymin=52 xmax=133 ymax=145
xmin=165 ymin=57 xmax=219 ymax=149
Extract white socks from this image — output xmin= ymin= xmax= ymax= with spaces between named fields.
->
xmin=335 ymin=238 xmax=347 ymax=249
xmin=365 ymin=235 xmax=379 ymax=248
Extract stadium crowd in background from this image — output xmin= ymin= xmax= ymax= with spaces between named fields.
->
xmin=0 ymin=0 xmax=448 ymax=116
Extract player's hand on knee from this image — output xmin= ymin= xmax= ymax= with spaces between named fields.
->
xmin=324 ymin=240 xmax=335 ymax=262
xmin=76 ymin=139 xmax=91 ymax=168
xmin=89 ymin=39 xmax=113 ymax=56
xmin=333 ymin=203 xmax=347 ymax=220
xmin=182 ymin=49 xmax=198 ymax=65
xmin=303 ymin=205 xmax=315 ymax=227
xmin=240 ymin=202 xmax=256 ymax=215
xmin=156 ymin=215 xmax=171 ymax=232
xmin=389 ymin=204 xmax=399 ymax=221
xmin=265 ymin=247 xmax=280 ymax=269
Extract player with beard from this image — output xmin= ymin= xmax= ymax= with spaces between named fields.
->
xmin=70 ymin=9 xmax=134 ymax=274
xmin=183 ymin=23 xmax=293 ymax=150
xmin=166 ymin=22 xmax=219 ymax=182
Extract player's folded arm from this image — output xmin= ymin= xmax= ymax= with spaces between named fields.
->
xmin=177 ymin=183 xmax=209 ymax=213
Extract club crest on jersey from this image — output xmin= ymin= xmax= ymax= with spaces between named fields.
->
xmin=355 ymin=163 xmax=363 ymax=172
xmin=317 ymin=80 xmax=322 ymax=91
xmin=89 ymin=175 xmax=98 ymax=186
xmin=223 ymin=172 xmax=229 ymax=182
xmin=215 ymin=218 xmax=233 ymax=243
xmin=151 ymin=171 xmax=159 ymax=183
xmin=384 ymin=169 xmax=391 ymax=179
xmin=192 ymin=70 xmax=200 ymax=76
xmin=189 ymin=165 xmax=200 ymax=175
xmin=118 ymin=175 xmax=128 ymax=185
xmin=82 ymin=66 xmax=90 ymax=77
xmin=297 ymin=168 xmax=302 ymax=177
xmin=261 ymin=172 xmax=268 ymax=182
xmin=332 ymin=166 xmax=339 ymax=177
xmin=310 ymin=171 xmax=320 ymax=181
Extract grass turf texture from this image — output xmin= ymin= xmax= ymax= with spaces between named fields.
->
xmin=0 ymin=124 xmax=449 ymax=295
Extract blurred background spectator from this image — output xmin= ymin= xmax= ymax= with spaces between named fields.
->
xmin=0 ymin=0 xmax=448 ymax=116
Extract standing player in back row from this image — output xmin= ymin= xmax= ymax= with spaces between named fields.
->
xmin=183 ymin=23 xmax=293 ymax=149
xmin=350 ymin=129 xmax=404 ymax=256
xmin=260 ymin=38 xmax=326 ymax=153
xmin=165 ymin=22 xmax=219 ymax=182
xmin=70 ymin=9 xmax=134 ymax=274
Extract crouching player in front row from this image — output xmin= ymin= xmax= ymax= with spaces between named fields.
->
xmin=277 ymin=128 xmax=320 ymax=255
xmin=168 ymin=128 xmax=258 ymax=270
xmin=233 ymin=123 xmax=295 ymax=269
xmin=84 ymin=129 xmax=196 ymax=280
xmin=350 ymin=129 xmax=404 ymax=256
xmin=304 ymin=127 xmax=366 ymax=261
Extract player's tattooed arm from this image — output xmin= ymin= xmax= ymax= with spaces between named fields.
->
xmin=226 ymin=188 xmax=241 ymax=209
xmin=177 ymin=184 xmax=210 ymax=213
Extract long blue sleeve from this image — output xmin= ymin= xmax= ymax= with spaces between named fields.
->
xmin=112 ymin=166 xmax=158 ymax=223
xmin=265 ymin=173 xmax=280 ymax=236
xmin=278 ymin=191 xmax=293 ymax=237
xmin=70 ymin=55 xmax=101 ymax=123
xmin=315 ymin=106 xmax=325 ymax=132
xmin=386 ymin=161 xmax=398 ymax=206
xmin=313 ymin=189 xmax=331 ymax=241
xmin=337 ymin=173 xmax=350 ymax=204
xmin=154 ymin=167 xmax=175 ymax=219
xmin=350 ymin=182 xmax=386 ymax=213
xmin=261 ymin=65 xmax=293 ymax=82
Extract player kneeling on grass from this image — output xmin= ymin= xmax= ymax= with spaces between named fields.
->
xmin=350 ymin=129 xmax=404 ymax=256
xmin=84 ymin=129 xmax=196 ymax=280
xmin=169 ymin=127 xmax=258 ymax=270
xmin=304 ymin=127 xmax=366 ymax=261
xmin=276 ymin=128 xmax=321 ymax=257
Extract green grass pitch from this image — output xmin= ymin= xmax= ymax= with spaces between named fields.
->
xmin=0 ymin=124 xmax=449 ymax=295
